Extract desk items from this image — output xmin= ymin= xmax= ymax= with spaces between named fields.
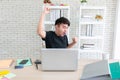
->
xmin=0 ymin=70 xmax=10 ymax=78
xmin=16 ymin=58 xmax=32 ymax=67
xmin=4 ymin=73 xmax=16 ymax=79
xmin=34 ymin=59 xmax=41 ymax=69
xmin=0 ymin=59 xmax=14 ymax=68
xmin=81 ymin=60 xmax=120 ymax=80
xmin=41 ymin=49 xmax=78 ymax=71
xmin=14 ymin=65 xmax=24 ymax=69
xmin=80 ymin=60 xmax=111 ymax=80
xmin=0 ymin=70 xmax=16 ymax=80
xmin=1 ymin=77 xmax=9 ymax=80
xmin=109 ymin=62 xmax=120 ymax=79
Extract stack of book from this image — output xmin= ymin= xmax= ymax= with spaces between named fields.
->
xmin=86 ymin=24 xmax=93 ymax=36
xmin=50 ymin=9 xmax=66 ymax=21
xmin=80 ymin=44 xmax=95 ymax=49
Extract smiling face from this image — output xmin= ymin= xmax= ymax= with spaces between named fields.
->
xmin=55 ymin=23 xmax=69 ymax=36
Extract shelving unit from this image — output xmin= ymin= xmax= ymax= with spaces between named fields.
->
xmin=42 ymin=6 xmax=70 ymax=48
xmin=78 ymin=6 xmax=106 ymax=59
xmin=44 ymin=6 xmax=70 ymax=25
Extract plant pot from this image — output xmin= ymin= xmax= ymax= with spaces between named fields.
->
xmin=81 ymin=2 xmax=87 ymax=6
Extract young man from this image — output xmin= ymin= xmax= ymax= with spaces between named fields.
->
xmin=37 ymin=7 xmax=77 ymax=48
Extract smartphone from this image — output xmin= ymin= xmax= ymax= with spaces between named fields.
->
xmin=19 ymin=60 xmax=28 ymax=64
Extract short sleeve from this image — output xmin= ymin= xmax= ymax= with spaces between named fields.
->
xmin=42 ymin=31 xmax=52 ymax=41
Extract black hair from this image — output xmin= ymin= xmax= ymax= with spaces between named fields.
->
xmin=55 ymin=17 xmax=70 ymax=26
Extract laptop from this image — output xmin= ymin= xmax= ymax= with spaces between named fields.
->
xmin=41 ymin=48 xmax=78 ymax=71
xmin=80 ymin=60 xmax=111 ymax=80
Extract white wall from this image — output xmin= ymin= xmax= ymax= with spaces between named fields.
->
xmin=0 ymin=0 xmax=117 ymax=59
xmin=113 ymin=0 xmax=120 ymax=59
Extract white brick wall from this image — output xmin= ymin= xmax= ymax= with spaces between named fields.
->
xmin=0 ymin=0 xmax=117 ymax=59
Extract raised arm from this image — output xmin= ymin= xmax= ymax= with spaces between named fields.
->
xmin=37 ymin=7 xmax=50 ymax=38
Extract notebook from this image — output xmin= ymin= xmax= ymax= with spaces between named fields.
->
xmin=0 ymin=59 xmax=14 ymax=68
xmin=80 ymin=75 xmax=111 ymax=80
xmin=80 ymin=60 xmax=110 ymax=80
xmin=81 ymin=60 xmax=120 ymax=80
xmin=16 ymin=58 xmax=32 ymax=67
xmin=109 ymin=62 xmax=120 ymax=79
xmin=41 ymin=48 xmax=78 ymax=71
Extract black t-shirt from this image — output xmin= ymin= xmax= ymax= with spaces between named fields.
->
xmin=42 ymin=31 xmax=68 ymax=48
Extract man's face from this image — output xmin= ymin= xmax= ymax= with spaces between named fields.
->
xmin=55 ymin=23 xmax=69 ymax=36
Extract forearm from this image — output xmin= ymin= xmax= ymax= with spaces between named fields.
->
xmin=67 ymin=42 xmax=76 ymax=48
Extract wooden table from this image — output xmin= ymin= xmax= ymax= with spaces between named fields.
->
xmin=1 ymin=59 xmax=118 ymax=80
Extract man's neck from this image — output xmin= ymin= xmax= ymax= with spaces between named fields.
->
xmin=55 ymin=31 xmax=60 ymax=36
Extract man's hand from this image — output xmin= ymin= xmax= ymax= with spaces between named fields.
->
xmin=72 ymin=37 xmax=78 ymax=43
xmin=43 ymin=6 xmax=50 ymax=14
xmin=67 ymin=37 xmax=78 ymax=48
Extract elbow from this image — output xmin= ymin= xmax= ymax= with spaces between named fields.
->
xmin=37 ymin=31 xmax=43 ymax=37
xmin=37 ymin=30 xmax=46 ymax=38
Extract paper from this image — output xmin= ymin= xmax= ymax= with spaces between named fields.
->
xmin=4 ymin=73 xmax=16 ymax=79
xmin=1 ymin=78 xmax=9 ymax=80
xmin=0 ymin=76 xmax=3 ymax=79
xmin=17 ymin=58 xmax=32 ymax=67
xmin=0 ymin=59 xmax=14 ymax=68
xmin=0 ymin=70 xmax=10 ymax=77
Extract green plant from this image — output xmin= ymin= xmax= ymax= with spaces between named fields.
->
xmin=95 ymin=15 xmax=103 ymax=21
xmin=81 ymin=0 xmax=87 ymax=3
xmin=44 ymin=0 xmax=51 ymax=4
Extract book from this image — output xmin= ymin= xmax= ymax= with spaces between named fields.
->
xmin=81 ymin=60 xmax=120 ymax=80
xmin=80 ymin=60 xmax=110 ymax=80
xmin=4 ymin=73 xmax=16 ymax=79
xmin=0 ymin=59 xmax=14 ymax=68
xmin=83 ymin=44 xmax=95 ymax=48
xmin=109 ymin=62 xmax=120 ymax=79
xmin=16 ymin=58 xmax=32 ymax=67
xmin=81 ymin=75 xmax=111 ymax=80
xmin=80 ymin=44 xmax=95 ymax=49
xmin=1 ymin=78 xmax=9 ymax=80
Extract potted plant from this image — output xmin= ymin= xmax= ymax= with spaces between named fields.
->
xmin=44 ymin=0 xmax=51 ymax=4
xmin=95 ymin=15 xmax=103 ymax=21
xmin=80 ymin=0 xmax=87 ymax=6
xmin=43 ymin=0 xmax=54 ymax=6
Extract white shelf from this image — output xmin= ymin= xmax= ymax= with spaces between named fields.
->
xmin=80 ymin=6 xmax=105 ymax=10
xmin=79 ymin=36 xmax=103 ymax=39
xmin=48 ymin=6 xmax=70 ymax=9
xmin=80 ymin=18 xmax=104 ymax=24
xmin=79 ymin=49 xmax=102 ymax=53
xmin=44 ymin=21 xmax=55 ymax=24
xmin=78 ymin=6 xmax=106 ymax=59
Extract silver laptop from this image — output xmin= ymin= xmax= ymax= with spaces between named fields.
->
xmin=41 ymin=48 xmax=78 ymax=71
